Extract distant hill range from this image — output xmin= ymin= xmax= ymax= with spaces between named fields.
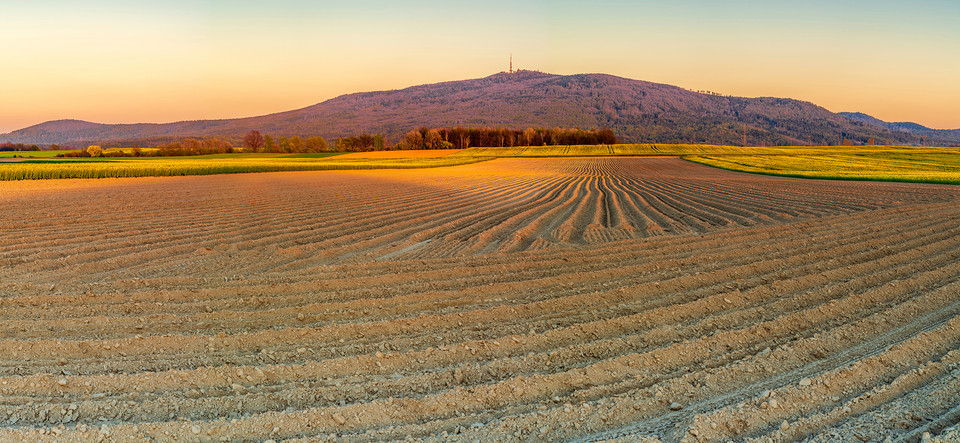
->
xmin=2 ymin=71 xmax=952 ymax=147
xmin=838 ymin=112 xmax=960 ymax=145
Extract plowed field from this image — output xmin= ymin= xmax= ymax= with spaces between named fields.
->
xmin=1 ymin=157 xmax=959 ymax=442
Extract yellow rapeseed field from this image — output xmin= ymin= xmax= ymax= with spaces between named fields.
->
xmin=686 ymin=152 xmax=960 ymax=185
xmin=0 ymin=155 xmax=488 ymax=180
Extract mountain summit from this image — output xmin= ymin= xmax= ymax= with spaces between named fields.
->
xmin=1 ymin=72 xmax=928 ymax=146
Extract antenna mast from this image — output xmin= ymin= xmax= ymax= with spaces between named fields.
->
xmin=509 ymin=54 xmax=513 ymax=74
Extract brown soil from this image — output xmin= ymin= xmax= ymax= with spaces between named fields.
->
xmin=1 ymin=157 xmax=958 ymax=442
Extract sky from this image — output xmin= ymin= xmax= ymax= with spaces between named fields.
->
xmin=2 ymin=0 xmax=959 ymax=133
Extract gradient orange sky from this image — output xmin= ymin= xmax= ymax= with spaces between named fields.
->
xmin=2 ymin=0 xmax=958 ymax=133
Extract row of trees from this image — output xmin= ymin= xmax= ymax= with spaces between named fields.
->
xmin=243 ymin=130 xmax=328 ymax=153
xmin=399 ymin=127 xmax=617 ymax=150
xmin=243 ymin=127 xmax=616 ymax=153
xmin=0 ymin=142 xmax=42 ymax=151
xmin=153 ymin=138 xmax=236 ymax=156
xmin=49 ymin=126 xmax=617 ymax=158
xmin=60 ymin=137 xmax=237 ymax=157
xmin=335 ymin=134 xmax=385 ymax=152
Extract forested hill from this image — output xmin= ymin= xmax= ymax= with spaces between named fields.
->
xmin=1 ymin=71 xmax=927 ymax=146
xmin=838 ymin=112 xmax=960 ymax=145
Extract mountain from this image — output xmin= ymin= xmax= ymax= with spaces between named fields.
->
xmin=1 ymin=71 xmax=928 ymax=147
xmin=839 ymin=112 xmax=960 ymax=145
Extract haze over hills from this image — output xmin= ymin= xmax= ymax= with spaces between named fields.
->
xmin=1 ymin=71 xmax=937 ymax=147
xmin=838 ymin=112 xmax=960 ymax=145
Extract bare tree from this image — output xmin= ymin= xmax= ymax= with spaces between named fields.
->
xmin=403 ymin=130 xmax=424 ymax=150
xmin=243 ymin=130 xmax=265 ymax=152
xmin=424 ymin=129 xmax=444 ymax=149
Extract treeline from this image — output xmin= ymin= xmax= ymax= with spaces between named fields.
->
xmin=334 ymin=134 xmax=385 ymax=152
xmin=59 ymin=138 xmax=238 ymax=157
xmin=243 ymin=130 xmax=329 ymax=153
xmin=398 ymin=127 xmax=617 ymax=150
xmin=0 ymin=142 xmax=43 ymax=151
xmin=44 ymin=126 xmax=618 ymax=157
xmin=243 ymin=130 xmax=384 ymax=153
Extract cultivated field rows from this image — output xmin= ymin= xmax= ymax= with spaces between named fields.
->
xmin=1 ymin=158 xmax=959 ymax=442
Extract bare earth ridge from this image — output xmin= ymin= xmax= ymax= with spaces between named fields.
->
xmin=1 ymin=157 xmax=959 ymax=442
